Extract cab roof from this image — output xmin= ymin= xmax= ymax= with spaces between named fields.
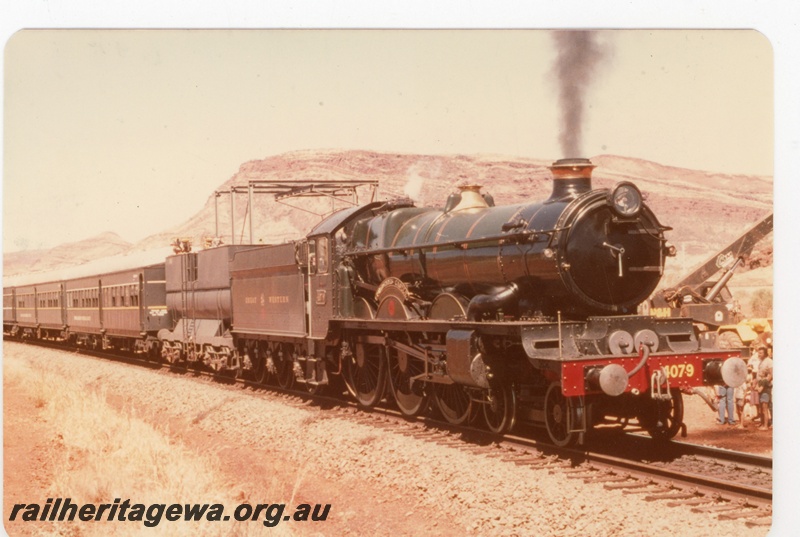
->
xmin=306 ymin=202 xmax=383 ymax=237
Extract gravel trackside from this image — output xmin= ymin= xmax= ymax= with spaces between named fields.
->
xmin=4 ymin=342 xmax=767 ymax=537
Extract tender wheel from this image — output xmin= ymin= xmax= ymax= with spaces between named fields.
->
xmin=483 ymin=383 xmax=516 ymax=434
xmin=640 ymin=389 xmax=684 ymax=441
xmin=257 ymin=345 xmax=271 ymax=385
xmin=434 ymin=383 xmax=473 ymax=425
xmin=275 ymin=343 xmax=295 ymax=389
xmin=387 ymin=335 xmax=428 ymax=417
xmin=250 ymin=344 xmax=269 ymax=385
xmin=344 ymin=338 xmax=387 ymax=408
xmin=545 ymin=383 xmax=578 ymax=447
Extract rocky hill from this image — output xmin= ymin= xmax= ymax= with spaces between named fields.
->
xmin=4 ymin=150 xmax=772 ymax=314
xmin=3 ymin=232 xmax=131 ymax=279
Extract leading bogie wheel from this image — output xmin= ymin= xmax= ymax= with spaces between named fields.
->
xmin=544 ymin=382 xmax=578 ymax=447
xmin=434 ymin=383 xmax=473 ymax=425
xmin=641 ymin=388 xmax=684 ymax=441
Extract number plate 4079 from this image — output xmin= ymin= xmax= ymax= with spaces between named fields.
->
xmin=664 ymin=363 xmax=695 ymax=378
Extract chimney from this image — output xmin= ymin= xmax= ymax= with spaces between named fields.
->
xmin=548 ymin=158 xmax=595 ymax=200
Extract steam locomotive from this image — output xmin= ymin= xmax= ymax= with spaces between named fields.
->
xmin=3 ymin=158 xmax=746 ymax=446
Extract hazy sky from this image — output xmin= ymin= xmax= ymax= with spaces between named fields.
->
xmin=2 ymin=29 xmax=774 ymax=252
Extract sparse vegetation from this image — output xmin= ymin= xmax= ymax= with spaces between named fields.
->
xmin=5 ymin=349 xmax=290 ymax=537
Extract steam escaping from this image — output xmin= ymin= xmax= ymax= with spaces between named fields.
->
xmin=551 ymin=31 xmax=610 ymax=157
xmin=403 ymin=163 xmax=427 ymax=201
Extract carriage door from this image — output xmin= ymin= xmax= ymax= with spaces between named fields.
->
xmin=60 ymin=283 xmax=66 ymax=327
xmin=308 ymin=235 xmax=332 ymax=339
xmin=138 ymin=273 xmax=145 ymax=332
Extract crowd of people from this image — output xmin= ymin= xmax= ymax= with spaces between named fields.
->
xmin=715 ymin=343 xmax=773 ymax=429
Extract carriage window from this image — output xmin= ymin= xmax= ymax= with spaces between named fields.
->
xmin=317 ymin=237 xmax=329 ymax=274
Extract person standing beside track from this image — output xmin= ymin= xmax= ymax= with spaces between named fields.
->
xmin=748 ymin=346 xmax=765 ymax=424
xmin=716 ymin=383 xmax=736 ymax=426
xmin=734 ymin=381 xmax=746 ymax=428
xmin=757 ymin=346 xmax=773 ymax=430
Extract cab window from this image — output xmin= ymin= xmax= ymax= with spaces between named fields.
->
xmin=317 ymin=237 xmax=329 ymax=274
xmin=308 ymin=240 xmax=317 ymax=274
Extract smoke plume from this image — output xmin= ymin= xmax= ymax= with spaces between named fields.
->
xmin=551 ymin=31 xmax=609 ymax=157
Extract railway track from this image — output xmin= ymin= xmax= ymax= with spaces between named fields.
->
xmin=10 ymin=338 xmax=773 ymax=528
xmin=335 ymin=414 xmax=772 ymax=528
